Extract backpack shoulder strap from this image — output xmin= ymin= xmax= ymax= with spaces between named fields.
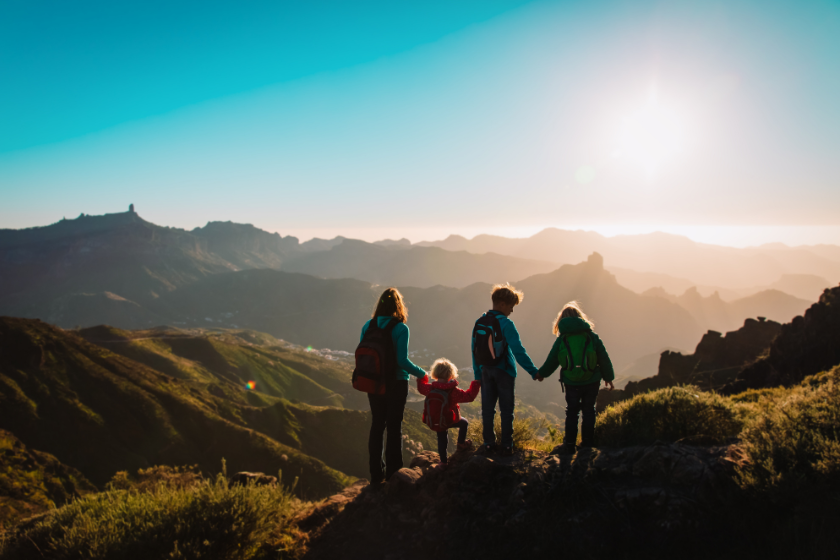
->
xmin=487 ymin=311 xmax=504 ymax=340
xmin=367 ymin=317 xmax=381 ymax=332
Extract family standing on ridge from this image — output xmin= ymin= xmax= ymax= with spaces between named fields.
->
xmin=352 ymin=284 xmax=615 ymax=484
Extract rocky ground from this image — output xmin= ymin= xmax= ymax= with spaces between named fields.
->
xmin=293 ymin=441 xmax=756 ymax=560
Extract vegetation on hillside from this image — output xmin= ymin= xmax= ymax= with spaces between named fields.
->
xmin=1 ymin=467 xmax=301 ymax=560
xmin=0 ymin=317 xmax=350 ymax=497
xmin=0 ymin=431 xmax=95 ymax=526
xmin=76 ymin=325 xmax=358 ymax=409
xmin=737 ymin=366 xmax=840 ymax=492
xmin=595 ymin=386 xmax=750 ymax=446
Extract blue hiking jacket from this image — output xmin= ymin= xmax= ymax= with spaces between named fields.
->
xmin=360 ymin=317 xmax=427 ymax=381
xmin=471 ymin=310 xmax=539 ymax=381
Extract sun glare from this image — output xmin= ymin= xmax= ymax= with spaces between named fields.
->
xmin=614 ymin=88 xmax=686 ymax=179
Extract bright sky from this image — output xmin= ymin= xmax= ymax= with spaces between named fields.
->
xmin=1 ymin=0 xmax=839 ymax=246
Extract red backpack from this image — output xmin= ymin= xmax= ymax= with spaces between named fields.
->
xmin=352 ymin=318 xmax=398 ymax=395
xmin=423 ymin=388 xmax=455 ymax=432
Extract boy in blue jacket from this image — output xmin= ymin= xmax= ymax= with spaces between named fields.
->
xmin=471 ymin=283 xmax=540 ymax=456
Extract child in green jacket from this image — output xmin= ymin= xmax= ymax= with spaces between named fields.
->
xmin=536 ymin=301 xmax=614 ymax=453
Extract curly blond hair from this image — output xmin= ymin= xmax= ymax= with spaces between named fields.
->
xmin=431 ymin=358 xmax=459 ymax=381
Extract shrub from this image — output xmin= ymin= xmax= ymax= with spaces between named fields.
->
xmin=595 ymin=385 xmax=749 ymax=447
xmin=107 ymin=465 xmax=203 ymax=492
xmin=2 ymin=473 xmax=295 ymax=560
xmin=738 ymin=367 xmax=840 ymax=491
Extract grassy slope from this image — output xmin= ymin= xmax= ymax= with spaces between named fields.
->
xmin=0 ymin=430 xmax=96 ymax=526
xmin=0 ymin=318 xmax=350 ymax=499
xmin=72 ymin=325 xmax=440 ymax=478
xmin=77 ymin=326 xmax=369 ymax=410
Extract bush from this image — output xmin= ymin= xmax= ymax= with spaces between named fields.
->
xmin=738 ymin=367 xmax=840 ymax=491
xmin=107 ymin=464 xmax=203 ymax=492
xmin=1 ymin=473 xmax=295 ymax=560
xmin=595 ymin=385 xmax=749 ymax=447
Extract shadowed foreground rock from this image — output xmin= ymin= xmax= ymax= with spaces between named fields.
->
xmin=295 ymin=444 xmax=768 ymax=560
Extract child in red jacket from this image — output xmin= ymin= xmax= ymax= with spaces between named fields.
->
xmin=417 ymin=358 xmax=481 ymax=465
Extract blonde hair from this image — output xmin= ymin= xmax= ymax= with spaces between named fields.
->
xmin=491 ymin=283 xmax=524 ymax=306
xmin=552 ymin=301 xmax=594 ymax=336
xmin=431 ymin=358 xmax=459 ymax=381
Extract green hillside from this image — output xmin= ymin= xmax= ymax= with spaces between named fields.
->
xmin=0 ymin=430 xmax=96 ymax=526
xmin=75 ymin=324 xmax=436 ymax=477
xmin=76 ymin=325 xmax=364 ymax=409
xmin=0 ymin=317 xmax=350 ymax=498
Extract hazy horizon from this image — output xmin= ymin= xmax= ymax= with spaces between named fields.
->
xmin=7 ymin=206 xmax=840 ymax=249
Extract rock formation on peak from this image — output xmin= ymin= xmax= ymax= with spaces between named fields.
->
xmin=586 ymin=251 xmax=604 ymax=269
xmin=721 ymin=284 xmax=840 ymax=393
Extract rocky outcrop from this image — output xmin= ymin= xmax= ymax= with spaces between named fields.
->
xmin=298 ymin=444 xmax=748 ymax=560
xmin=722 ymin=285 xmax=840 ymax=394
xmin=598 ymin=317 xmax=781 ymax=410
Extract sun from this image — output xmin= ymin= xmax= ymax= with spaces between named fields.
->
xmin=614 ymin=90 xmax=686 ymax=179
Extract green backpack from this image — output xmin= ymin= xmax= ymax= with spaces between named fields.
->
xmin=557 ymin=332 xmax=599 ymax=383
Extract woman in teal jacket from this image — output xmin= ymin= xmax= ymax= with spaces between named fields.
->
xmin=361 ymin=287 xmax=427 ymax=483
xmin=537 ymin=301 xmax=614 ymax=452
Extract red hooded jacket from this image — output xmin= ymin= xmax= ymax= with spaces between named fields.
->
xmin=417 ymin=375 xmax=481 ymax=427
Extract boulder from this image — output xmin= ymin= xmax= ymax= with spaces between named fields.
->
xmin=409 ymin=451 xmax=440 ymax=471
xmin=386 ymin=467 xmax=423 ymax=498
xmin=230 ymin=471 xmax=277 ymax=487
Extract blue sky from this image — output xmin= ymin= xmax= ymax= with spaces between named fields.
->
xmin=1 ymin=0 xmax=839 ymax=245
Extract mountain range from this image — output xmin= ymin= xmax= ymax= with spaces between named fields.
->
xmin=2 ymin=208 xmax=825 ymax=415
xmin=418 ymin=228 xmax=840 ymax=292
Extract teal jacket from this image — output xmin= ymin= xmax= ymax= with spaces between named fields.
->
xmin=471 ymin=310 xmax=540 ymax=381
xmin=537 ymin=317 xmax=615 ymax=386
xmin=360 ymin=317 xmax=427 ymax=381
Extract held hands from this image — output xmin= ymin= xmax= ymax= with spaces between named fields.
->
xmin=604 ymin=380 xmax=614 ymax=391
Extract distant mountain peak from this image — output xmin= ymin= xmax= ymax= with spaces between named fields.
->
xmin=586 ymin=252 xmax=604 ymax=269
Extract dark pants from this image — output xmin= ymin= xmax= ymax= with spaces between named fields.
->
xmin=564 ymin=382 xmax=600 ymax=446
xmin=436 ymin=418 xmax=469 ymax=463
xmin=368 ymin=380 xmax=408 ymax=483
xmin=480 ymin=366 xmax=516 ymax=448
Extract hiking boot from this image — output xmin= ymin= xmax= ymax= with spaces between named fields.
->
xmin=578 ymin=441 xmax=594 ymax=450
xmin=476 ymin=443 xmax=497 ymax=456
xmin=436 ymin=462 xmax=449 ymax=471
xmin=552 ymin=443 xmax=577 ymax=455
xmin=456 ymin=439 xmax=473 ymax=452
xmin=498 ymin=445 xmax=515 ymax=457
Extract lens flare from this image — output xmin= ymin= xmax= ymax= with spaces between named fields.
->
xmin=306 ymin=346 xmax=313 ymax=352
xmin=245 ymin=381 xmax=256 ymax=390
